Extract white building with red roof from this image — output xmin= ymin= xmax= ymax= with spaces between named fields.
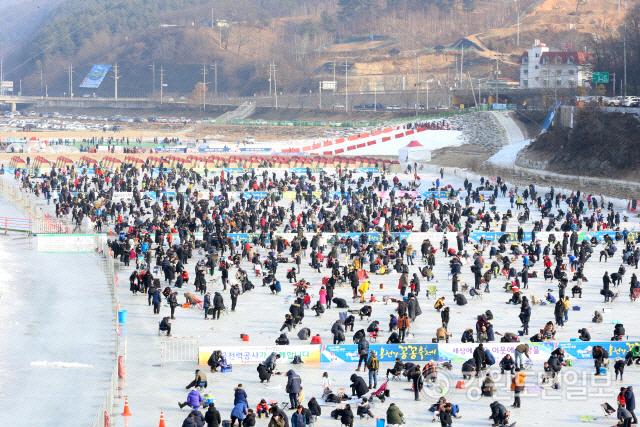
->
xmin=518 ymin=40 xmax=593 ymax=88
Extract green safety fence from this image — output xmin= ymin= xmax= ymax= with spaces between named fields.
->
xmin=205 ymin=105 xmax=489 ymax=129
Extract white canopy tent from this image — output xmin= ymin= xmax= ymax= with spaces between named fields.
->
xmin=398 ymin=140 xmax=431 ymax=162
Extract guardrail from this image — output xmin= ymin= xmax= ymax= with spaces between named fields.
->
xmin=0 ymin=177 xmax=72 ymax=235
xmin=206 ymin=105 xmax=490 ymax=128
xmin=90 ymin=234 xmax=125 ymax=427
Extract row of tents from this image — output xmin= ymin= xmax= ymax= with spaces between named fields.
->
xmin=7 ymin=154 xmax=403 ymax=173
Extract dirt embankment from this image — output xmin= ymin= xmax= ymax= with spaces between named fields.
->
xmin=520 ymin=108 xmax=640 ymax=180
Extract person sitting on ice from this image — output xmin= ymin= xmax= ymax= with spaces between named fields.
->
xmin=185 ymin=369 xmax=208 ymax=389
xmin=179 ymin=389 xmax=205 ymax=409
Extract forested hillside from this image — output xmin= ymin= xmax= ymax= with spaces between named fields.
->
xmin=1 ymin=0 xmax=546 ymax=96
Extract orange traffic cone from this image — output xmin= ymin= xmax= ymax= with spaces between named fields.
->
xmin=121 ymin=396 xmax=132 ymax=416
xmin=110 ymin=229 xmax=113 ymax=236
xmin=159 ymin=411 xmax=166 ymax=427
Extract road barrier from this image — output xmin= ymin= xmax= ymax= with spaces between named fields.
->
xmin=160 ymin=336 xmax=201 ymax=366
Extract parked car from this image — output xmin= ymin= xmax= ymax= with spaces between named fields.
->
xmin=621 ymin=96 xmax=640 ymax=107
xmin=604 ymin=96 xmax=624 ymax=106
xmin=386 ymin=105 xmax=401 ymax=110
xmin=243 ymin=136 xmax=255 ymax=143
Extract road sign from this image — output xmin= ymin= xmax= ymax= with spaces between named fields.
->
xmin=592 ymin=72 xmax=610 ymax=84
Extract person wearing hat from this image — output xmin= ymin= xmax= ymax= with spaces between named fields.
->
xmin=186 ymin=369 xmax=208 ymax=389
xmin=473 ymin=343 xmax=486 ymax=377
xmin=366 ymin=350 xmax=379 ymax=389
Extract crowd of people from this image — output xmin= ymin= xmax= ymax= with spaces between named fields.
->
xmin=7 ymin=158 xmax=640 ymax=427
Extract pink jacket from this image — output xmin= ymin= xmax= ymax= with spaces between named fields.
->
xmin=319 ymin=289 xmax=327 ymax=305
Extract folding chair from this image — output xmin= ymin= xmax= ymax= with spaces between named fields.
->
xmin=283 ymin=296 xmax=292 ymax=304
xmin=470 ymin=288 xmax=483 ymax=300
xmin=601 ymin=402 xmax=616 ymax=419
xmin=369 ymin=331 xmax=378 ymax=342
xmin=426 ymin=285 xmax=437 ymax=300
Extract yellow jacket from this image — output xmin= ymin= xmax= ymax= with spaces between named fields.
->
xmin=359 ymin=281 xmax=370 ymax=294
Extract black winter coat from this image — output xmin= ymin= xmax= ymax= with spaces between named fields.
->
xmin=213 ymin=293 xmax=225 ymax=309
xmin=350 ymin=374 xmax=369 ymax=397
xmin=204 ymin=406 xmax=221 ymax=427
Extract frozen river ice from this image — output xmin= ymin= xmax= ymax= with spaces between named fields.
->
xmin=0 ymin=200 xmax=114 ymax=426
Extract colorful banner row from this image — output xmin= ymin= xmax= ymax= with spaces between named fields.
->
xmin=468 ymin=230 xmax=639 ymax=244
xmin=197 ymin=341 xmax=640 ymax=365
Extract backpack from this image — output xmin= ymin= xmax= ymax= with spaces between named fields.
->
xmin=292 ymin=355 xmax=304 ymax=364
xmin=485 ymin=310 xmax=494 ymax=321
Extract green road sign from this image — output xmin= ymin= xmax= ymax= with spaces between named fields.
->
xmin=592 ymin=72 xmax=610 ymax=83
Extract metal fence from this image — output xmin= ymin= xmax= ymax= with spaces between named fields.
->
xmin=209 ymin=105 xmax=490 ymax=128
xmin=90 ymin=234 xmax=124 ymax=427
xmin=160 ymin=336 xmax=201 ymax=366
xmin=0 ymin=177 xmax=71 ymax=235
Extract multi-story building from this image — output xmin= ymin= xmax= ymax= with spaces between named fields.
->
xmin=518 ymin=40 xmax=593 ymax=89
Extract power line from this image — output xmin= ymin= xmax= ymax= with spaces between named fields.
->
xmin=4 ymin=0 xmax=125 ymax=79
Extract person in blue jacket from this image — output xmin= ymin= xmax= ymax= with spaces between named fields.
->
xmin=203 ymin=292 xmax=211 ymax=319
xmin=179 ymin=389 xmax=204 ymax=409
xmin=291 ymin=405 xmax=307 ymax=427
xmin=230 ymin=400 xmax=248 ymax=427
xmin=234 ymin=384 xmax=248 ymax=405
xmin=462 ymin=359 xmax=476 ymax=380
xmin=461 ymin=328 xmax=475 ymax=343
xmin=152 ymin=287 xmax=162 ymax=314
xmin=484 ymin=348 xmax=496 ymax=368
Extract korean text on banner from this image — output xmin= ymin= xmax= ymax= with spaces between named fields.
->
xmin=199 ymin=345 xmax=321 ymax=365
xmin=438 ymin=343 xmax=554 ymax=362
xmin=321 ymin=344 xmax=437 ymax=363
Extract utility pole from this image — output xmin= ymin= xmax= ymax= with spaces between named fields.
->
xmin=374 ymin=82 xmax=377 ymax=112
xmin=495 ymin=49 xmax=500 ymax=103
xmin=333 ymin=60 xmax=336 ymax=87
xmin=149 ymin=62 xmax=155 ymax=95
xmin=159 ymin=66 xmax=165 ymax=104
xmin=319 ymin=81 xmax=322 ymax=108
xmin=1 ymin=60 xmax=3 ymax=96
xmin=624 ymin=0 xmax=627 ymax=96
xmin=112 ymin=63 xmax=120 ymax=100
xmin=460 ymin=46 xmax=464 ymax=89
xmin=344 ymin=60 xmax=348 ymax=112
xmin=40 ymin=67 xmax=43 ymax=97
xmin=68 ymin=63 xmax=73 ymax=98
xmin=416 ymin=55 xmax=420 ymax=116
xmin=454 ymin=57 xmax=458 ymax=88
xmin=612 ymin=72 xmax=616 ymax=96
xmin=516 ymin=0 xmax=520 ymax=47
xmin=213 ymin=61 xmax=217 ymax=96
xmin=425 ymin=79 xmax=433 ymax=110
xmin=273 ymin=62 xmax=277 ymax=109
xmin=269 ymin=62 xmax=272 ymax=97
xmin=201 ymin=62 xmax=208 ymax=111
